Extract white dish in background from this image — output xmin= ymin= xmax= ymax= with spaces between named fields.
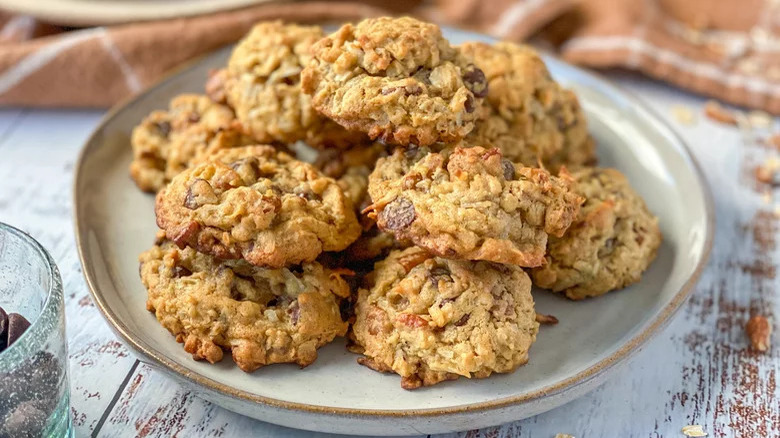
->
xmin=74 ymin=27 xmax=714 ymax=436
xmin=0 ymin=0 xmax=278 ymax=26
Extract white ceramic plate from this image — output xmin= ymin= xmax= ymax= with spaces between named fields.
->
xmin=74 ymin=28 xmax=714 ymax=435
xmin=0 ymin=0 xmax=277 ymax=26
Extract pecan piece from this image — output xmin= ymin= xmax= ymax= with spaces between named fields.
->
xmin=746 ymin=315 xmax=771 ymax=352
xmin=397 ymin=249 xmax=430 ymax=272
xmin=397 ymin=313 xmax=428 ymax=329
xmin=703 ymin=100 xmax=737 ymax=125
xmin=535 ymin=313 xmax=559 ymax=325
xmin=184 ymin=178 xmax=218 ymax=209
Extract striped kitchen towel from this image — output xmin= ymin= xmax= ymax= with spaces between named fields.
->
xmin=554 ymin=0 xmax=780 ymax=114
xmin=0 ymin=0 xmax=778 ymax=114
xmin=0 ymin=0 xmax=571 ymax=108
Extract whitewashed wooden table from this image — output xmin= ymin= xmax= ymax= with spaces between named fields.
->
xmin=0 ymin=72 xmax=777 ymax=438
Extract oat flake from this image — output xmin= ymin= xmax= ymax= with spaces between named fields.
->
xmin=671 ymin=105 xmax=696 ymax=125
xmin=682 ymin=424 xmax=708 ymax=437
xmin=747 ymin=110 xmax=774 ymax=129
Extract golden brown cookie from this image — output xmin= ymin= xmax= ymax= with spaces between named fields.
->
xmin=531 ymin=168 xmax=662 ymax=299
xmin=141 ymin=237 xmax=349 ymax=372
xmin=460 ymin=42 xmax=595 ymax=170
xmin=129 ymin=94 xmax=253 ymax=192
xmin=302 ymin=17 xmax=487 ymax=146
xmin=223 ymin=21 xmax=364 ymax=148
xmin=350 ymin=247 xmax=539 ymax=389
xmin=155 ymin=145 xmax=362 ymax=268
xmin=366 ymin=146 xmax=583 ymax=267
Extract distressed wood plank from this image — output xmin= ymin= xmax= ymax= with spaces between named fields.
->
xmin=0 ymin=74 xmax=777 ymax=438
xmin=0 ymin=109 xmax=141 ymax=435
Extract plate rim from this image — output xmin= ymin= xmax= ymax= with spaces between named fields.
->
xmin=73 ymin=32 xmax=715 ymax=419
xmin=0 ymin=0 xmax=276 ymax=26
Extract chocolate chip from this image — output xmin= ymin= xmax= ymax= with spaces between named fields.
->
xmin=173 ymin=265 xmax=192 ymax=278
xmin=464 ymin=94 xmax=476 ymax=113
xmin=428 ymin=266 xmax=452 ymax=287
xmin=0 ymin=307 xmax=7 ymax=352
xmin=633 ymin=225 xmax=646 ymax=245
xmin=230 ymin=158 xmax=260 ymax=180
xmin=184 ymin=178 xmax=216 ymax=210
xmin=339 ymin=298 xmax=355 ymax=322
xmin=184 ymin=189 xmax=199 ymax=210
xmin=404 ymin=85 xmax=423 ymax=96
xmin=416 ymin=68 xmax=432 ymax=84
xmin=454 ymin=314 xmax=470 ymax=326
xmin=598 ymin=238 xmax=617 ymax=258
xmin=404 ymin=147 xmax=420 ymax=160
xmin=26 ymin=351 xmax=62 ymax=412
xmin=438 ymin=297 xmax=456 ymax=308
xmin=0 ymin=351 xmax=61 ymax=433
xmin=287 ymin=265 xmax=305 ymax=275
xmin=295 ymin=190 xmax=322 ymax=202
xmin=266 ymin=298 xmax=278 ymax=308
xmin=154 ymin=121 xmax=171 ymax=137
xmin=388 ymin=294 xmax=409 ymax=310
xmin=288 ymin=302 xmax=300 ymax=325
xmin=1 ymin=401 xmax=47 ymax=437
xmin=502 ymin=159 xmax=515 ymax=180
xmin=462 ymin=64 xmax=488 ymax=98
xmin=7 ymin=313 xmax=30 ymax=347
xmin=379 ymin=198 xmax=416 ymax=231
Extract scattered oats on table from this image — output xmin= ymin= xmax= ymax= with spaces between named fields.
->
xmin=703 ymin=100 xmax=737 ymax=125
xmin=681 ymin=424 xmax=707 ymax=437
xmin=671 ymin=104 xmax=697 ymax=125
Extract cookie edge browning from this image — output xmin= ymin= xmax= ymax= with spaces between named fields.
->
xmin=351 ymin=247 xmax=539 ymax=389
xmin=129 ymin=94 xmax=244 ymax=193
xmin=459 ymin=41 xmax=596 ymax=171
xmin=366 ymin=147 xmax=583 ymax=267
xmin=301 ymin=17 xmax=486 ymax=147
xmin=155 ymin=145 xmax=362 ymax=268
xmin=531 ymin=167 xmax=662 ymax=299
xmin=141 ymin=239 xmax=350 ymax=372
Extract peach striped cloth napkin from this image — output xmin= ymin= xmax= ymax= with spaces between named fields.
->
xmin=0 ymin=0 xmax=571 ymax=108
xmin=0 ymin=0 xmax=778 ymax=114
xmin=554 ymin=0 xmax=780 ymax=114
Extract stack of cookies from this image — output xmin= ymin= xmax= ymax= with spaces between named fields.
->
xmin=131 ymin=17 xmax=662 ymax=389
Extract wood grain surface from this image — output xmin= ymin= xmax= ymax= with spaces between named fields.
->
xmin=0 ymin=73 xmax=776 ymax=438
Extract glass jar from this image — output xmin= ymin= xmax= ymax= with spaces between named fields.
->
xmin=0 ymin=223 xmax=72 ymax=437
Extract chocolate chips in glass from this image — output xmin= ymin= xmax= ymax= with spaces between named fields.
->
xmin=0 ymin=306 xmax=63 ymax=437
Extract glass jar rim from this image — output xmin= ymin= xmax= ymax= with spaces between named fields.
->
xmin=0 ymin=222 xmax=64 ymax=360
